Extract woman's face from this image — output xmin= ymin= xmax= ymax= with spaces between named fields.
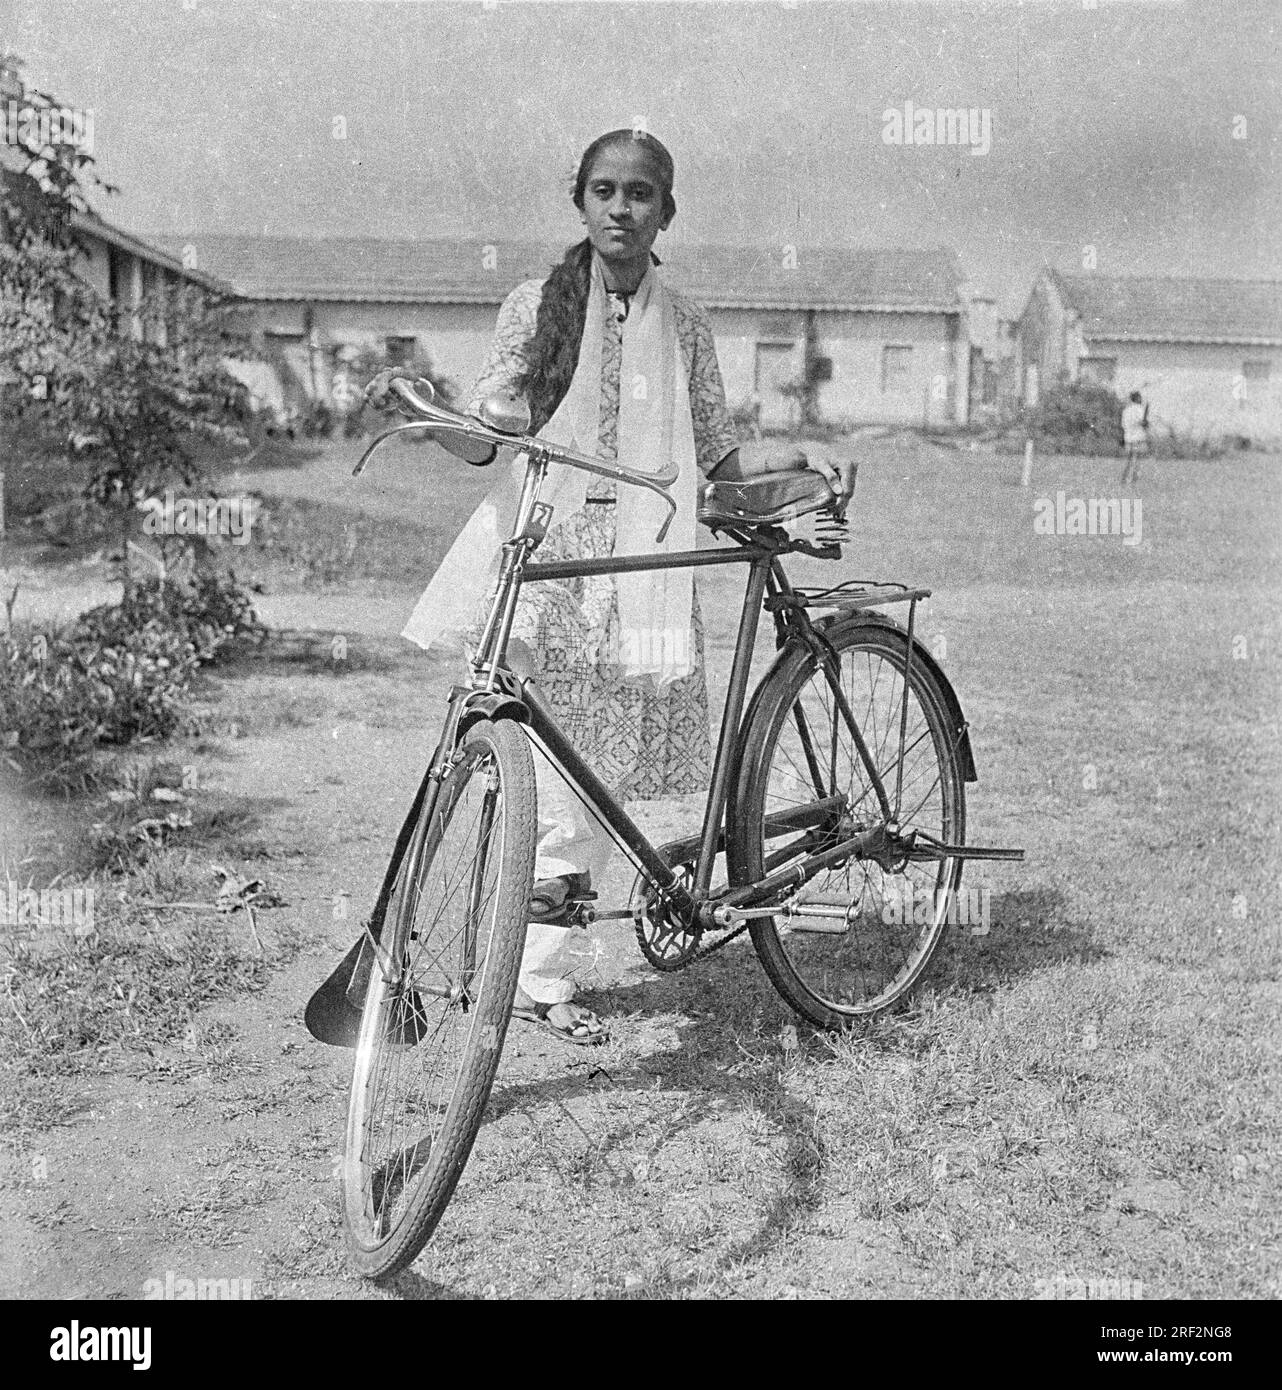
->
xmin=579 ymin=140 xmax=672 ymax=267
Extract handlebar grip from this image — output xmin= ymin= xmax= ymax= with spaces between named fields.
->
xmin=389 ymin=377 xmax=438 ymax=416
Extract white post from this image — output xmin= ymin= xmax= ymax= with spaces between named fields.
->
xmin=1021 ymin=438 xmax=1034 ymax=488
xmin=129 ymin=255 xmax=144 ymax=342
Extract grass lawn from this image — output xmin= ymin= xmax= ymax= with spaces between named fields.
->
xmin=414 ymin=438 xmax=1282 ymax=1299
xmin=2 ymin=432 xmax=1278 ymax=1300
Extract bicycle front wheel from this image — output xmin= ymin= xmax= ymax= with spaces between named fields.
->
xmin=729 ymin=619 xmax=966 ymax=1029
xmin=342 ymin=718 xmax=535 ymax=1278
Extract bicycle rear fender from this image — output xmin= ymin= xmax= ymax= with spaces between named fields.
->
xmin=728 ymin=613 xmax=978 ymax=798
xmin=826 ymin=612 xmax=977 ymax=784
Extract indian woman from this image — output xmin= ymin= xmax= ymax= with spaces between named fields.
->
xmin=393 ymin=129 xmax=842 ymax=1043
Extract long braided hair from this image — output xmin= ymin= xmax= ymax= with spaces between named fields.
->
xmin=516 ymin=130 xmax=676 ymax=431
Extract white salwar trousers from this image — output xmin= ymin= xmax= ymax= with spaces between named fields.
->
xmin=519 ymin=752 xmax=616 ymax=1005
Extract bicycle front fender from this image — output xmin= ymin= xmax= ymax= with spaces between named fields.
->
xmin=454 ymin=687 xmax=530 ymax=739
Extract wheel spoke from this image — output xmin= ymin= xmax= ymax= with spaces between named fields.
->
xmin=742 ymin=628 xmax=964 ymax=1023
xmin=342 ymin=723 xmax=533 ymax=1277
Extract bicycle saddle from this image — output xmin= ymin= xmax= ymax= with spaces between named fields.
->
xmin=699 ymin=462 xmax=856 ymax=528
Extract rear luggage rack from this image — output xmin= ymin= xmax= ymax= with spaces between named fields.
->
xmin=765 ymin=579 xmax=932 ymax=614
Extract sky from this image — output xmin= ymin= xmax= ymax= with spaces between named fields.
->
xmin=2 ymin=0 xmax=1279 ymax=313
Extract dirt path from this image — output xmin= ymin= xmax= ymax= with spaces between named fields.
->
xmin=6 ymin=567 xmax=907 ymax=1300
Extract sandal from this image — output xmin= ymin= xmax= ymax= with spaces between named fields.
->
xmin=512 ymin=998 xmax=610 ymax=1047
xmin=528 ymin=872 xmax=593 ymax=925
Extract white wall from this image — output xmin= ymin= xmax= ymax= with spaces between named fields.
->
xmin=707 ymin=306 xmax=960 ymax=427
xmin=251 ymin=300 xmax=497 ymax=404
xmin=1089 ymin=341 xmax=1282 ymax=443
xmin=240 ymin=298 xmax=967 ymax=428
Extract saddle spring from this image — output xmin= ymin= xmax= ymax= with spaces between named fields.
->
xmin=814 ymin=504 xmax=850 ymax=547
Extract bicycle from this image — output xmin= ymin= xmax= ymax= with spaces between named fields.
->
xmin=304 ymin=376 xmax=1024 ymax=1278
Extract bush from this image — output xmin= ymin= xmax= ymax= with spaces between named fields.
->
xmin=1025 ymin=382 xmax=1123 ymax=456
xmin=1148 ymin=427 xmax=1231 ymax=461
xmin=330 ymin=347 xmax=455 ymax=438
xmin=247 ymin=499 xmax=368 ymax=587
xmin=78 ymin=570 xmax=265 ymax=663
xmin=0 ymin=622 xmax=198 ymax=788
xmin=0 ymin=569 xmax=263 ymax=788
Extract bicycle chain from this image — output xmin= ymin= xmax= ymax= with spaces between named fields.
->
xmin=689 ymin=916 xmax=753 ymax=962
xmin=632 ymin=879 xmax=757 ymax=971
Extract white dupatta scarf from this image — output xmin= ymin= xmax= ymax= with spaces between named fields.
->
xmin=401 ymin=251 xmax=699 ymax=687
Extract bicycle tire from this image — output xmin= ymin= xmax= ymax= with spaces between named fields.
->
xmin=728 ymin=619 xmax=966 ymax=1029
xmin=342 ymin=717 xmax=535 ymax=1278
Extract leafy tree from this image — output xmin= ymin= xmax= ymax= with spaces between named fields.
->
xmin=1 ymin=53 xmax=251 ymax=596
xmin=0 ymin=52 xmax=112 ymax=436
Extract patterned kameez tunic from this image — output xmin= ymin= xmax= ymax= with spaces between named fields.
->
xmin=465 ymin=277 xmax=740 ymax=802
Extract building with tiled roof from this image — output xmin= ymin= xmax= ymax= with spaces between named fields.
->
xmin=1 ymin=51 xmax=224 ymax=354
xmin=1016 ymin=268 xmax=1282 ymax=442
xmin=151 ymin=235 xmax=976 ymax=428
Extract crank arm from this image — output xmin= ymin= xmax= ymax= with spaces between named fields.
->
xmin=711 ymin=895 xmax=855 ymax=932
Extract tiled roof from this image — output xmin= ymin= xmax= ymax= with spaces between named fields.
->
xmin=1052 ymin=270 xmax=1282 ymax=346
xmin=146 ymin=235 xmax=965 ymax=313
xmin=71 ymin=213 xmax=232 ymax=295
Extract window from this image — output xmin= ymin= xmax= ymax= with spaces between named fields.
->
xmin=385 ymin=335 xmax=417 ymax=367
xmin=758 ymin=312 xmax=800 ymax=339
xmin=1079 ymin=356 xmax=1117 ymax=387
xmin=982 ymin=363 xmax=998 ymax=406
xmin=1238 ymin=359 xmax=1272 ymax=407
xmin=881 ymin=345 xmax=913 ymax=393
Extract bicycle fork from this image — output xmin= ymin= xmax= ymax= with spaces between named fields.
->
xmin=458 ymin=764 xmax=502 ymax=1007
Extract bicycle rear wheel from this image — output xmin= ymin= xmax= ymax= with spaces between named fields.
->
xmin=729 ymin=620 xmax=965 ymax=1029
xmin=342 ymin=718 xmax=535 ymax=1278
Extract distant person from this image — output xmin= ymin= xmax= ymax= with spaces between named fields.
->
xmin=1120 ymin=390 xmax=1149 ymax=484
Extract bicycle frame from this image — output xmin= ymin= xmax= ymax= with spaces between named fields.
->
xmin=358 ymin=381 xmax=1017 ymax=938
xmin=427 ymin=453 xmax=958 ymax=926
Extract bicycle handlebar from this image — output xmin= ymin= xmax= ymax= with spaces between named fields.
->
xmin=354 ymin=376 xmax=680 ymax=541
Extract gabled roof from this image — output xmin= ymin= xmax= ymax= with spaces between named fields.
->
xmin=1049 ymin=269 xmax=1282 ymax=347
xmin=72 ymin=213 xmax=232 ymax=294
xmin=146 ymin=235 xmax=965 ymax=314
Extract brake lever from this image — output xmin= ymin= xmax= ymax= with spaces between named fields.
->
xmin=654 ymin=495 xmax=677 ymax=544
xmin=352 ymin=420 xmax=441 ymax=476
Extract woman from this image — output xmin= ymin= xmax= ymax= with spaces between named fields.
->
xmin=392 ymin=130 xmax=841 ymax=1043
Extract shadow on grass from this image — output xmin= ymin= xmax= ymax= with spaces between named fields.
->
xmin=461 ymin=886 xmax=1098 ymax=1298
xmin=464 ymin=951 xmax=824 ymax=1299
xmin=360 ymin=884 xmax=1101 ymax=1299
xmin=82 ymin=787 xmax=295 ymax=875
xmin=213 ymin=436 xmax=325 ymax=475
xmin=930 ymin=886 xmax=1107 ymax=997
xmin=212 ymin=630 xmax=407 ymax=679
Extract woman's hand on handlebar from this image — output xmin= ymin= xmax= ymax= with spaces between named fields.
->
xmin=363 ymin=368 xmax=407 ymax=413
xmin=363 ymin=370 xmax=498 ymax=466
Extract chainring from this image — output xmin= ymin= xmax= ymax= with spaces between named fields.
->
xmin=630 ymin=847 xmax=703 ymax=972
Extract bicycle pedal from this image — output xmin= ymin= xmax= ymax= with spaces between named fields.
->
xmin=530 ymin=891 xmax=598 ymax=928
